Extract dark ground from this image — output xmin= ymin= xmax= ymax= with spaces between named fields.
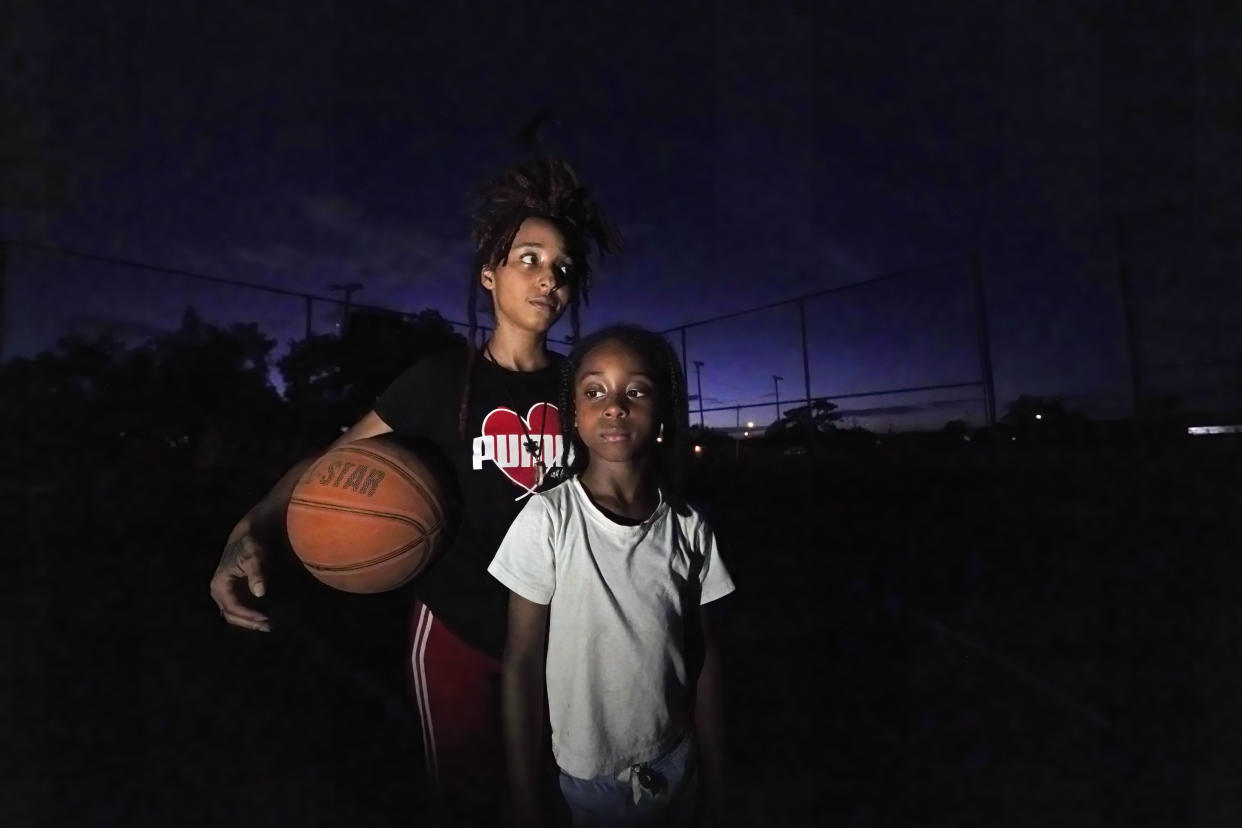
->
xmin=5 ymin=435 xmax=1242 ymax=826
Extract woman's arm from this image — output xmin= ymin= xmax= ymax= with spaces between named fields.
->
xmin=501 ymin=591 xmax=550 ymax=827
xmin=695 ymin=602 xmax=726 ymax=822
xmin=209 ymin=410 xmax=392 ymax=629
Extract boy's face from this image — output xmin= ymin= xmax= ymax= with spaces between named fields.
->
xmin=481 ymin=217 xmax=573 ymax=336
xmin=573 ymin=339 xmax=659 ymax=466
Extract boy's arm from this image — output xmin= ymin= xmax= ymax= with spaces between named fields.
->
xmin=696 ymin=602 xmax=727 ymax=823
xmin=502 ymin=591 xmax=550 ymax=827
xmin=209 ymin=409 xmax=392 ymax=630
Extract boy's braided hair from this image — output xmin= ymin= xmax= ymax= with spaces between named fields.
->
xmin=458 ymin=158 xmax=622 ymax=436
xmin=556 ymin=324 xmax=690 ymax=513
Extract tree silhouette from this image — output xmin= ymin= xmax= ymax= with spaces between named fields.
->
xmin=279 ymin=308 xmax=464 ymax=444
xmin=765 ymin=397 xmax=843 ymax=439
xmin=0 ymin=308 xmax=287 ymax=471
xmin=0 ymin=333 xmax=129 ymax=466
xmin=1001 ymin=395 xmax=1092 ymax=444
xmin=1002 ymin=395 xmax=1068 ymax=424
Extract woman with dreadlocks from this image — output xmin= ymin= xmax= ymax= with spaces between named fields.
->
xmin=209 ymin=157 xmax=620 ymax=818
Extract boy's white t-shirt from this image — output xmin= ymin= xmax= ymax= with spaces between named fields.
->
xmin=487 ymin=476 xmax=735 ymax=779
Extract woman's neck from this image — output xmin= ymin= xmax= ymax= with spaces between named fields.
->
xmin=484 ymin=326 xmax=549 ymax=372
xmin=578 ymin=459 xmax=658 ymax=522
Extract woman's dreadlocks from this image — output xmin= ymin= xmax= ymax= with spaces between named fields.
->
xmin=458 ymin=157 xmax=622 ymax=436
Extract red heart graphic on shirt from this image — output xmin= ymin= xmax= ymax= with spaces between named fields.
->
xmin=480 ymin=403 xmax=563 ymax=496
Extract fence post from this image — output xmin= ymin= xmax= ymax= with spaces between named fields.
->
xmin=798 ymin=298 xmax=811 ymax=408
xmin=679 ymin=327 xmax=688 ymax=388
xmin=970 ymin=254 xmax=997 ymax=427
xmin=1113 ymin=216 xmax=1144 ymax=415
xmin=329 ymin=282 xmax=364 ymax=335
xmin=693 ymin=360 xmax=705 ymax=427
xmin=0 ymin=243 xmax=7 ymax=360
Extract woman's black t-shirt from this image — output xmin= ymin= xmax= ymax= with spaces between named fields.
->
xmin=374 ymin=345 xmax=565 ymax=659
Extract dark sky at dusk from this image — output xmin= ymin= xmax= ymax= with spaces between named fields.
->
xmin=3 ymin=0 xmax=1240 ymax=429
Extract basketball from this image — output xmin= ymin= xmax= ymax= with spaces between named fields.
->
xmin=286 ymin=435 xmax=447 ymax=594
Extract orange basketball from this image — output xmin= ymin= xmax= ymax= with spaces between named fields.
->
xmin=286 ymin=435 xmax=447 ymax=594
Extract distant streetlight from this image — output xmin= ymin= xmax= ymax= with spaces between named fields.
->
xmin=773 ymin=375 xmax=784 ymax=420
xmin=1035 ymin=413 xmax=1043 ymax=420
xmin=693 ymin=444 xmax=702 ymax=454
xmin=693 ymin=360 xmax=705 ymax=427
xmin=746 ymin=421 xmax=754 ymax=428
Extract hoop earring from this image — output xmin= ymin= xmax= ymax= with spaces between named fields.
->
xmin=658 ymin=422 xmax=665 ymax=441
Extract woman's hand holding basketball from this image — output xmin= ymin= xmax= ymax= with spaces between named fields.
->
xmin=210 ymin=532 xmax=272 ymax=632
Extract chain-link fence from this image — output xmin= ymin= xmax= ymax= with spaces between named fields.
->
xmin=667 ymin=256 xmax=995 ymax=434
xmin=2 ymin=242 xmax=996 ymax=434
xmin=2 ymin=241 xmax=347 ymax=356
xmin=7 ymin=192 xmax=1239 ymax=433
xmin=0 ymin=241 xmax=584 ymax=371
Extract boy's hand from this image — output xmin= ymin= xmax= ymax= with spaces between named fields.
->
xmin=210 ymin=534 xmax=272 ymax=632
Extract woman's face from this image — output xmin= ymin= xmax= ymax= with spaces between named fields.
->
xmin=481 ymin=217 xmax=574 ymax=336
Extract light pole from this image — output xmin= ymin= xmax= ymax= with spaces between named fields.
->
xmin=1113 ymin=217 xmax=1143 ymax=418
xmin=0 ymin=243 xmax=7 ymax=359
xmin=693 ymin=360 xmax=705 ymax=427
xmin=773 ymin=375 xmax=784 ymax=420
xmin=328 ymin=282 xmax=364 ymax=334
